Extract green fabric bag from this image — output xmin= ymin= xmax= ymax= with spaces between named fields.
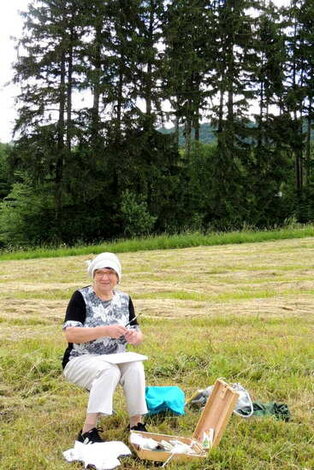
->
xmin=240 ymin=401 xmax=291 ymax=421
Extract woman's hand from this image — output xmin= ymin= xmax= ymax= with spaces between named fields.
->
xmin=124 ymin=328 xmax=143 ymax=345
xmin=106 ymin=324 xmax=128 ymax=339
xmin=64 ymin=325 xmax=142 ymax=344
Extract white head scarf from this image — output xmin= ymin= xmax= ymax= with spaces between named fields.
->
xmin=87 ymin=252 xmax=122 ymax=281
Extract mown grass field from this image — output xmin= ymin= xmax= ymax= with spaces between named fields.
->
xmin=1 ymin=236 xmax=313 ymax=469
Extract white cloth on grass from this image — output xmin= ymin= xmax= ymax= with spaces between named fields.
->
xmin=63 ymin=440 xmax=131 ymax=470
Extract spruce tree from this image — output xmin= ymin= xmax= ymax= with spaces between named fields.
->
xmin=13 ymin=1 xmax=86 ymax=220
xmin=208 ymin=0 xmax=256 ymax=227
xmin=162 ymin=0 xmax=210 ymax=150
xmin=282 ymin=0 xmax=313 ymax=221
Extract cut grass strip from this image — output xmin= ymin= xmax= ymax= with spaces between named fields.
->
xmin=1 ymin=287 xmax=312 ymax=302
xmin=0 ymin=224 xmax=313 ymax=261
xmin=133 ymin=288 xmax=313 ymax=301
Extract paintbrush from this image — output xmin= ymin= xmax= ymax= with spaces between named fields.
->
xmin=125 ymin=312 xmax=142 ymax=327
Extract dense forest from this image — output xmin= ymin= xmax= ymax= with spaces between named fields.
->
xmin=0 ymin=0 xmax=313 ymax=247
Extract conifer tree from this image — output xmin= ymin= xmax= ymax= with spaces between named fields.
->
xmin=13 ymin=0 xmax=86 ymax=226
xmin=283 ymin=0 xmax=313 ymax=219
xmin=208 ymin=0 xmax=256 ymax=226
xmin=162 ymin=0 xmax=210 ymax=150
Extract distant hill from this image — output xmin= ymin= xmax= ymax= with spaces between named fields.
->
xmin=159 ymin=120 xmax=314 ymax=147
xmin=158 ymin=122 xmax=216 ymax=146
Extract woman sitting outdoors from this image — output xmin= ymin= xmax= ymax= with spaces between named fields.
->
xmin=62 ymin=252 xmax=148 ymax=444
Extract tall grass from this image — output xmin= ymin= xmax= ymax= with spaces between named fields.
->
xmin=1 ymin=236 xmax=313 ymax=469
xmin=0 ymin=224 xmax=313 ymax=261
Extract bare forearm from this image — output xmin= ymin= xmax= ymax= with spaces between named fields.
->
xmin=64 ymin=324 xmax=127 ymax=344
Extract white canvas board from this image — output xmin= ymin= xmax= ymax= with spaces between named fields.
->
xmin=102 ymin=352 xmax=148 ymax=364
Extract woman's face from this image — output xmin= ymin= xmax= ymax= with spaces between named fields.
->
xmin=93 ymin=268 xmax=119 ymax=293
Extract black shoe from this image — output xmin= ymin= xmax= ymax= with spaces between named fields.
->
xmin=130 ymin=422 xmax=148 ymax=432
xmin=77 ymin=427 xmax=104 ymax=444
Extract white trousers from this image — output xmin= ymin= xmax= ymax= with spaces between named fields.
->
xmin=63 ymin=355 xmax=148 ymax=417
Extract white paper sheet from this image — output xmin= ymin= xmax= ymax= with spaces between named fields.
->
xmin=102 ymin=352 xmax=148 ymax=364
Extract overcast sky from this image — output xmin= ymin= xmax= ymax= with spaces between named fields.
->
xmin=0 ymin=0 xmax=290 ymax=144
xmin=0 ymin=0 xmax=25 ymax=142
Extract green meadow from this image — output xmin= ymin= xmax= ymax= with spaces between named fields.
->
xmin=0 ymin=235 xmax=313 ymax=469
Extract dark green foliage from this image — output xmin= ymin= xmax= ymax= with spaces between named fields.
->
xmin=0 ymin=0 xmax=313 ymax=247
xmin=120 ymin=190 xmax=156 ymax=237
xmin=0 ymin=143 xmax=12 ymax=201
xmin=0 ymin=177 xmax=57 ymax=246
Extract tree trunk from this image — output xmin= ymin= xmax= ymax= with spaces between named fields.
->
xmin=145 ymin=3 xmax=154 ymax=118
xmin=66 ymin=28 xmax=73 ymax=152
xmin=91 ymin=23 xmax=102 ymax=148
xmin=305 ymin=97 xmax=312 ymax=185
xmin=55 ymin=49 xmax=66 ymax=224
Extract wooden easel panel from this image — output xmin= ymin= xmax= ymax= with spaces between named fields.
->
xmin=193 ymin=379 xmax=239 ymax=447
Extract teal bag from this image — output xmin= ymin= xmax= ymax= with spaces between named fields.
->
xmin=145 ymin=386 xmax=185 ymax=415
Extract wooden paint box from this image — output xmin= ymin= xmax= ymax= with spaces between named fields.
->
xmin=130 ymin=378 xmax=239 ymax=464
